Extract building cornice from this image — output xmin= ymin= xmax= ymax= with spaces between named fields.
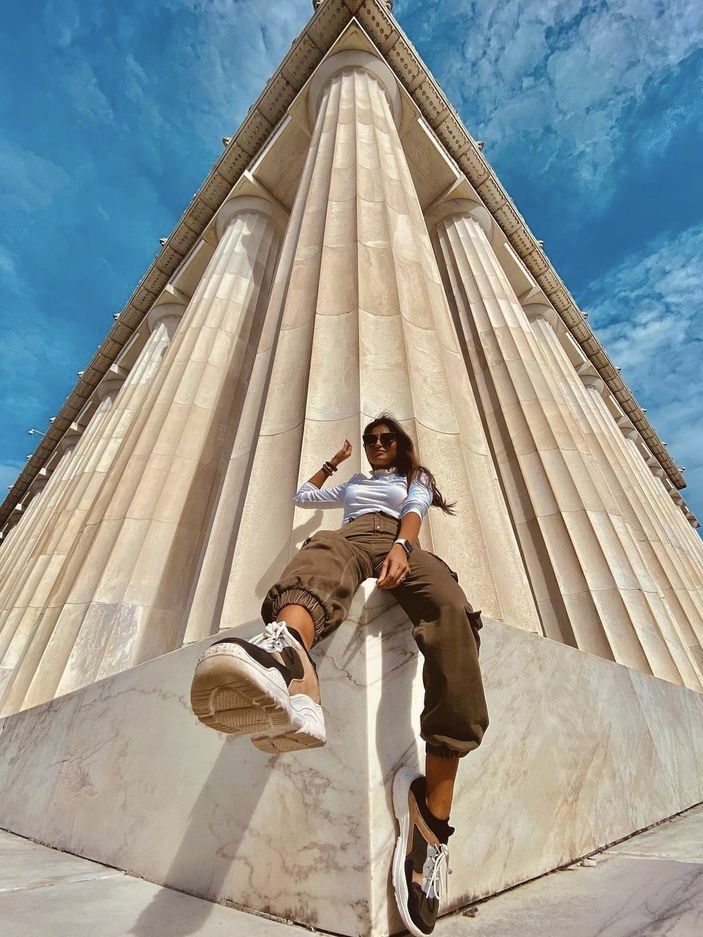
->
xmin=0 ymin=0 xmax=687 ymax=530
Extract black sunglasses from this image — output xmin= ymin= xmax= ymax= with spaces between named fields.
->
xmin=363 ymin=433 xmax=396 ymax=448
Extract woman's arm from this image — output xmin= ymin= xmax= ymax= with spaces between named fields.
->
xmin=397 ymin=510 xmax=422 ymax=544
xmin=292 ymin=438 xmax=353 ymax=507
xmin=293 ymin=479 xmax=348 ymax=507
xmin=377 ymin=472 xmax=432 ymax=588
xmin=400 ymin=471 xmax=433 ymax=533
xmin=305 ymin=464 xmax=338 ymax=490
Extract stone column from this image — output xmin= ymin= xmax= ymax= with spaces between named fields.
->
xmin=649 ymin=463 xmax=703 ymax=605
xmin=0 ymin=378 xmax=129 ymax=713
xmin=0 ymin=512 xmax=22 ymax=545
xmin=640 ymin=451 xmax=703 ymax=606
xmin=572 ymin=366 xmax=703 ymax=675
xmin=215 ymin=51 xmax=540 ymax=638
xmin=524 ymin=303 xmax=702 ymax=688
xmin=0 ymin=306 xmax=183 ymax=710
xmin=0 ymin=429 xmax=84 ymax=670
xmin=0 ymin=472 xmax=50 ymax=584
xmin=1 ymin=197 xmax=285 ymax=714
xmin=664 ymin=487 xmax=703 ymax=583
xmin=430 ymin=202 xmax=675 ymax=674
xmin=631 ymin=438 xmax=703 ymax=620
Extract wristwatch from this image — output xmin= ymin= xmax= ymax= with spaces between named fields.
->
xmin=394 ymin=538 xmax=413 ymax=557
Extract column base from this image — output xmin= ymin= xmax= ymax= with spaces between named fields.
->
xmin=0 ymin=583 xmax=701 ymax=936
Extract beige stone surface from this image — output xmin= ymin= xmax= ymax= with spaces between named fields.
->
xmin=0 ymin=313 xmax=186 ymax=715
xmin=526 ymin=308 xmax=703 ymax=690
xmin=0 ymin=428 xmax=98 ymax=684
xmin=0 ymin=205 xmax=281 ymax=715
xmin=0 ymin=829 xmax=312 ymax=937
xmin=0 ymin=584 xmax=702 ymax=937
xmin=0 ymin=447 xmax=77 ymax=659
xmin=430 ymin=208 xmax=702 ymax=681
xmin=603 ymin=405 xmax=703 ymax=648
xmin=221 ymin=56 xmax=538 ymax=636
xmin=581 ymin=375 xmax=703 ymax=673
xmin=3 ymin=805 xmax=703 ymax=937
xmin=0 ymin=480 xmax=47 ymax=586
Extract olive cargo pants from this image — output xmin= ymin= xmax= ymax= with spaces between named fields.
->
xmin=261 ymin=511 xmax=489 ymax=759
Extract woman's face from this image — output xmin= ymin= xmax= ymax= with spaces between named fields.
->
xmin=364 ymin=423 xmax=398 ymax=470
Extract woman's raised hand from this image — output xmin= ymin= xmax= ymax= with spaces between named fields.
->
xmin=331 ymin=438 xmax=352 ymax=466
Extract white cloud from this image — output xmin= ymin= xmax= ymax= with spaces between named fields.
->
xmin=60 ymin=59 xmax=114 ymax=123
xmin=0 ymin=296 xmax=76 ymax=426
xmin=158 ymin=0 xmax=311 ymax=139
xmin=43 ymin=0 xmax=83 ymax=48
xmin=585 ymin=222 xmax=703 ymax=517
xmin=0 ymin=142 xmax=72 ymax=215
xmin=396 ymin=0 xmax=703 ymax=201
xmin=0 ymin=246 xmax=18 ymax=284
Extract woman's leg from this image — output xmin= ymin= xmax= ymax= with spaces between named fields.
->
xmin=390 ymin=550 xmax=487 ymax=936
xmin=262 ymin=527 xmax=373 ymax=646
xmin=277 ymin=604 xmax=315 ymax=650
xmin=390 ymin=548 xmax=489 ymax=809
xmin=425 ymin=753 xmax=459 ymax=820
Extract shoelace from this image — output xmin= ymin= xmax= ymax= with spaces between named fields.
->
xmin=421 ymin=843 xmax=450 ymax=901
xmin=250 ymin=620 xmax=291 ymax=654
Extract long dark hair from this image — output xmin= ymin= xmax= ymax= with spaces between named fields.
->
xmin=363 ymin=413 xmax=457 ymax=516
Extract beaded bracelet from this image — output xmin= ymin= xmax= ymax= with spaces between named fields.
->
xmin=322 ymin=461 xmax=337 ymax=475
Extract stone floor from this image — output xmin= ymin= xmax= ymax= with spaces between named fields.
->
xmin=1 ymin=804 xmax=702 ymax=937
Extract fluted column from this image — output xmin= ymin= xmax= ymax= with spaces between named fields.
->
xmin=650 ymin=464 xmax=703 ymax=603
xmin=1 ymin=306 xmax=181 ymax=710
xmin=635 ymin=443 xmax=703 ymax=618
xmin=640 ymin=451 xmax=703 ymax=610
xmin=665 ymin=487 xmax=703 ymax=579
xmin=0 ymin=376 xmax=130 ymax=714
xmin=430 ymin=202 xmax=680 ymax=674
xmin=213 ymin=52 xmax=540 ymax=638
xmin=0 ymin=428 xmax=84 ymax=670
xmin=572 ymin=367 xmax=703 ymax=676
xmin=524 ymin=303 xmax=703 ymax=688
xmin=0 ymin=472 xmax=50 ymax=584
xmin=1 ymin=200 xmax=284 ymax=713
xmin=0 ymin=512 xmax=22 ymax=545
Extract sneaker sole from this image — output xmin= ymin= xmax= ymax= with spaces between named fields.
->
xmin=251 ymin=694 xmax=327 ymax=753
xmin=392 ymin=767 xmax=427 ymax=937
xmin=190 ymin=645 xmax=299 ymax=736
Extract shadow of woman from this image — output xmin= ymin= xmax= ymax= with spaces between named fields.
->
xmin=128 ymin=713 xmax=277 ymax=935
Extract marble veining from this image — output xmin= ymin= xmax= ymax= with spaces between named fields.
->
xmin=1 ymin=581 xmax=702 ymax=936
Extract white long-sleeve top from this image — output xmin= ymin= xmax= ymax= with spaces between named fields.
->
xmin=292 ymin=466 xmax=433 ymax=526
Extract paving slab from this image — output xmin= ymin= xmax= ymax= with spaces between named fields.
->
xmin=0 ymin=830 xmax=310 ymax=937
xmin=434 ymin=805 xmax=703 ymax=937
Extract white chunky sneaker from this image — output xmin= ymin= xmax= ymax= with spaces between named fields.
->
xmin=190 ymin=621 xmax=326 ymax=753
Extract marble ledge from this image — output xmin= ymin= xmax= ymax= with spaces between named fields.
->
xmin=0 ymin=581 xmax=701 ymax=936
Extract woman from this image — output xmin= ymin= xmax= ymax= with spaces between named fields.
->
xmin=190 ymin=414 xmax=489 ymax=937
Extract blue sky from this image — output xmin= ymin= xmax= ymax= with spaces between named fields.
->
xmin=1 ymin=0 xmax=701 ymax=528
